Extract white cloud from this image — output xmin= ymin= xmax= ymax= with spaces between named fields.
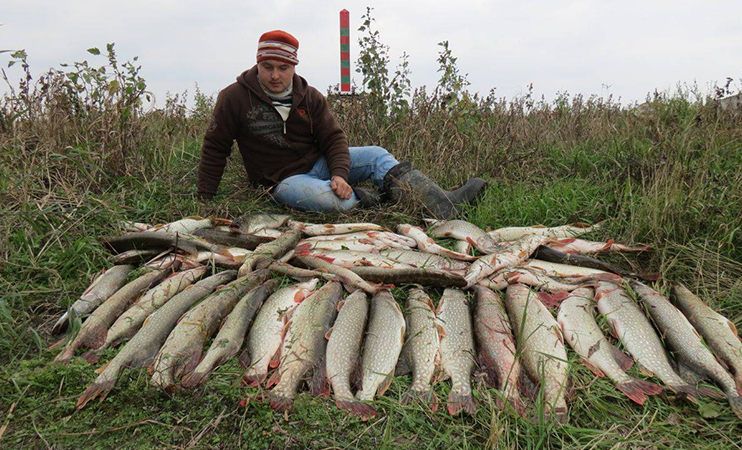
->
xmin=1 ymin=0 xmax=740 ymax=105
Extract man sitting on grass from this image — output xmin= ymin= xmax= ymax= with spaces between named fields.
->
xmin=197 ymin=30 xmax=486 ymax=218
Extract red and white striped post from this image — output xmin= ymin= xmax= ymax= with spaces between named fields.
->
xmin=339 ymin=9 xmax=351 ymax=93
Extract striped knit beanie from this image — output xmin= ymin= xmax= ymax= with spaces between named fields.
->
xmin=256 ymin=30 xmax=299 ymax=65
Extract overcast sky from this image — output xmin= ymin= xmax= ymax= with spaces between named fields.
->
xmin=1 ymin=0 xmax=740 ymax=107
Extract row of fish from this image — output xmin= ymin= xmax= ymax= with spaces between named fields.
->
xmin=47 ymin=214 xmax=742 ymax=424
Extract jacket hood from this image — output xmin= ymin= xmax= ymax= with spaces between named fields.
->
xmin=237 ymin=65 xmax=308 ymax=100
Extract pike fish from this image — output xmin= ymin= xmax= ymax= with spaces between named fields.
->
xmin=231 ymin=213 xmax=290 ymax=234
xmin=193 ymin=228 xmax=272 ymax=249
xmin=296 ymin=248 xmax=414 ymax=270
xmin=151 ymin=216 xmax=214 ymax=234
xmin=545 ymin=238 xmax=651 ymax=254
xmin=504 ymin=283 xmax=569 ymax=423
xmin=400 ymin=287 xmax=440 ymax=410
xmin=397 ymin=224 xmax=477 ymax=261
xmin=292 ymin=255 xmax=384 ymax=294
xmin=267 ymin=282 xmax=343 ymax=412
xmin=303 ymin=231 xmax=417 ymax=248
xmin=472 ymin=286 xmax=524 ymax=415
xmin=325 ymin=290 xmax=376 ymax=418
xmin=556 ymin=287 xmax=663 ymax=405
xmin=98 ymin=266 xmax=207 ymax=352
xmin=437 ymin=288 xmax=477 ymax=415
xmin=672 ymin=284 xmax=742 ymax=393
xmin=103 ymin=231 xmax=230 ymax=256
xmin=181 ymin=279 xmax=278 ymax=388
xmin=110 ymin=250 xmax=161 ymax=265
xmin=534 ymin=246 xmax=655 ymax=280
xmin=464 ymin=234 xmax=546 ymax=287
xmin=357 ymin=290 xmax=405 ymax=403
xmin=378 ymin=249 xmax=469 ymax=271
xmin=349 ymin=266 xmax=467 ymax=288
xmin=427 ymin=219 xmax=501 ymax=254
xmin=488 ymin=222 xmax=601 ymax=242
xmin=52 ymin=265 xmax=134 ymax=334
xmin=150 ymin=269 xmax=269 ymax=389
xmin=238 ymin=230 xmax=302 ymax=276
xmin=288 ymin=221 xmax=383 ymax=236
xmin=595 ymin=281 xmax=709 ymax=401
xmin=297 ymin=238 xmax=391 ymax=253
xmin=521 ymin=259 xmax=613 ymax=278
xmin=76 ymin=271 xmax=236 ymax=409
xmin=242 ymin=279 xmax=319 ymax=386
xmin=54 ymin=267 xmax=172 ymax=363
xmin=631 ymin=282 xmax=739 ymax=417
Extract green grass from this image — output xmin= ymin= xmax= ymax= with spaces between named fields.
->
xmin=2 ymin=76 xmax=742 ymax=448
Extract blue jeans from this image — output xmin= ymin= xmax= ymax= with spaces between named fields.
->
xmin=272 ymin=146 xmax=399 ymax=212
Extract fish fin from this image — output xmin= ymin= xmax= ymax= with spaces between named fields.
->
xmin=727 ymin=320 xmax=739 ymax=337
xmin=608 ymin=343 xmax=633 ymax=371
xmin=401 ymin=387 xmax=438 ymax=412
xmin=242 ymin=372 xmax=266 ymax=388
xmin=446 ymin=390 xmax=476 ymax=416
xmin=238 ymin=349 xmax=251 ymax=369
xmin=616 ymin=379 xmax=663 ymax=406
xmin=518 ymin=367 xmax=539 ymax=401
xmin=81 ymin=350 xmax=101 ymax=364
xmin=729 ymin=395 xmax=742 ymax=420
xmin=676 ymin=361 xmax=708 ymax=384
xmin=264 ymin=370 xmax=281 ymax=389
xmin=310 ymin=357 xmax=330 ymax=398
xmin=736 ymin=375 xmax=742 ymax=396
xmin=269 ymin=347 xmax=282 ymax=369
xmin=377 ymin=376 xmax=394 ymax=397
xmin=76 ymin=377 xmax=116 ymax=410
xmin=581 ymin=358 xmax=605 ymax=377
xmin=395 ymin=352 xmax=411 ymax=376
xmin=268 ymin=393 xmax=293 ymax=413
xmin=637 ymin=366 xmax=654 ymax=377
xmin=435 ymin=323 xmax=447 ymax=339
xmin=668 ymin=384 xmax=723 ymax=402
xmin=336 ymin=399 xmax=378 ymax=420
xmin=94 ymin=362 xmax=109 ymax=374
xmin=49 ymin=337 xmax=67 ymax=350
xmin=324 ymin=327 xmax=333 ymax=340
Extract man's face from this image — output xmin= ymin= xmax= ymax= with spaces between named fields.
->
xmin=257 ymin=60 xmax=295 ymax=93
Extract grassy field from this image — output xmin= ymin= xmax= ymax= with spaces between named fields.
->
xmin=1 ymin=46 xmax=742 ymax=449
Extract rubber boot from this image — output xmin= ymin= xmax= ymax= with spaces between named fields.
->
xmin=353 ymin=186 xmax=384 ymax=208
xmin=383 ymin=162 xmax=487 ymax=219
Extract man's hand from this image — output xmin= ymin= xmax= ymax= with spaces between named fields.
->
xmin=330 ymin=176 xmax=353 ymax=200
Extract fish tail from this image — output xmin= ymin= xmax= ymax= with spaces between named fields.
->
xmin=242 ymin=372 xmax=266 ymax=388
xmin=76 ymin=376 xmax=116 ymax=410
xmin=446 ymin=390 xmax=476 ymax=416
xmin=616 ymin=379 xmax=663 ymax=405
xmin=268 ymin=393 xmax=293 ymax=413
xmin=541 ymin=406 xmax=569 ymax=424
xmin=504 ymin=386 xmax=526 ymax=417
xmin=668 ymin=384 xmax=724 ymax=402
xmin=180 ymin=370 xmax=208 ymax=389
xmin=729 ymin=395 xmax=742 ymax=420
xmin=53 ymin=345 xmax=76 ymax=364
xmin=336 ymin=398 xmax=378 ymax=420
xmin=81 ymin=350 xmax=101 ymax=364
xmin=401 ymin=387 xmax=438 ymax=412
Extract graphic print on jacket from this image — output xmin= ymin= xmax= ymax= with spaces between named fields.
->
xmin=245 ymin=102 xmax=292 ymax=149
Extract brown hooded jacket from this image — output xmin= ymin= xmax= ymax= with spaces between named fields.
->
xmin=197 ymin=66 xmax=350 ymax=199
